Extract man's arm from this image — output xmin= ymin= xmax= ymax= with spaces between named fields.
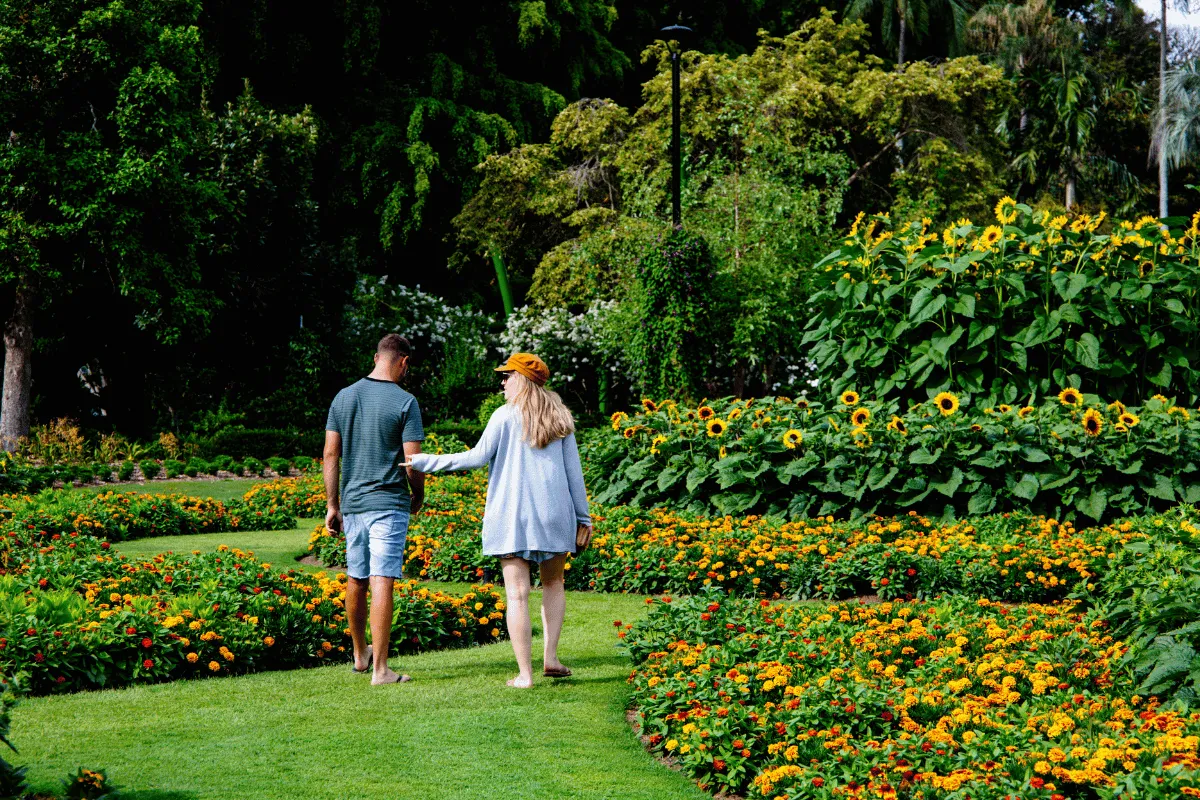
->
xmin=323 ymin=431 xmax=343 ymax=531
xmin=404 ymin=440 xmax=425 ymax=514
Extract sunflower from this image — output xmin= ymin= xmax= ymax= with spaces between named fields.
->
xmin=728 ymin=408 xmax=743 ymax=421
xmin=718 ymin=446 xmax=727 ymax=459
xmin=1107 ymin=400 xmax=1127 ymax=415
xmin=970 ymin=424 xmax=983 ymax=432
xmin=641 ymin=398 xmax=658 ymax=413
xmin=795 ymin=398 xmax=809 ymax=410
xmin=1114 ymin=422 xmax=1129 ymax=433
xmin=983 ymin=407 xmax=995 ymax=415
xmin=886 ymin=416 xmax=908 ymax=435
xmin=650 ymin=435 xmax=667 ymax=454
xmin=998 ymin=404 xmax=1012 ymax=414
xmin=706 ymin=418 xmax=727 ymax=438
xmin=1152 ymin=394 xmax=1169 ymax=404
xmin=783 ymin=429 xmax=803 ymax=449
xmin=851 ymin=407 xmax=871 ymax=427
xmin=775 ymin=396 xmax=792 ymax=405
xmin=697 ymin=406 xmax=716 ymax=421
xmin=934 ymin=392 xmax=960 ymax=416
xmin=994 ymin=196 xmax=1018 ymax=225
xmin=1082 ymin=408 xmax=1103 ymax=436
xmin=1140 ymin=261 xmax=1154 ymax=278
xmin=622 ymin=426 xmax=639 ymax=440
xmin=1119 ymin=412 xmax=1139 ymax=427
xmin=684 ymin=410 xmax=697 ymax=422
xmin=840 ymin=390 xmax=860 ymax=406
xmin=1057 ymin=388 xmax=1084 ymax=407
xmin=851 ymin=428 xmax=873 ymax=448
xmin=980 ymin=225 xmax=1003 ymax=248
xmin=1170 ymin=406 xmax=1192 ymax=421
xmin=610 ymin=411 xmax=628 ymax=431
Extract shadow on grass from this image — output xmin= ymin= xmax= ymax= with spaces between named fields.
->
xmin=120 ymin=791 xmax=199 ymax=800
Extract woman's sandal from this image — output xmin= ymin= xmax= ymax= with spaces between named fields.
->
xmin=352 ymin=645 xmax=374 ymax=674
xmin=543 ymin=666 xmax=572 ymax=678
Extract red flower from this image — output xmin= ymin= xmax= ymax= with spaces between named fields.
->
xmin=906 ymin=568 xmax=916 ymax=576
xmin=25 ymin=628 xmax=35 ymax=637
xmin=56 ymin=676 xmax=66 ymax=684
xmin=37 ymin=578 xmax=47 ymax=588
xmin=713 ymin=759 xmax=726 ymax=771
xmin=707 ymin=603 xmax=720 ymax=612
xmin=126 ymin=627 xmax=137 ymax=635
xmin=812 ymin=777 xmax=825 ymax=787
xmin=32 ymin=652 xmax=44 ymax=663
xmin=141 ymin=638 xmax=153 ymax=649
xmin=732 ymin=739 xmax=744 ymax=749
xmin=879 ymin=578 xmax=890 ymax=586
xmin=700 ymin=613 xmax=711 ymax=621
xmin=1030 ymin=778 xmax=1045 ymax=789
xmin=100 ymin=541 xmax=110 ymax=550
xmin=881 ymin=711 xmax=894 ymax=721
xmin=613 ymin=620 xmax=623 ymax=628
xmin=143 ymin=659 xmax=154 ymax=669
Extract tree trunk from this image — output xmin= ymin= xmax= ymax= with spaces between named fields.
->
xmin=0 ymin=284 xmax=34 ymax=451
xmin=897 ymin=9 xmax=907 ymax=67
xmin=1160 ymin=0 xmax=1169 ymax=218
xmin=1066 ymin=176 xmax=1076 ymax=211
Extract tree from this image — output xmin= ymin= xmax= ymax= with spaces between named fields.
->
xmin=970 ymin=0 xmax=1068 ymax=134
xmin=1157 ymin=0 xmax=1192 ymax=217
xmin=0 ymin=0 xmax=316 ymax=444
xmin=845 ymin=0 xmax=972 ymax=66
xmin=1153 ymin=60 xmax=1200 ymax=178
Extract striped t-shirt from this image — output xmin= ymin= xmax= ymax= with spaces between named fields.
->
xmin=326 ymin=378 xmax=424 ymax=514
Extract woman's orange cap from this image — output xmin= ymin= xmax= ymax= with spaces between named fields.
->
xmin=496 ymin=353 xmax=550 ymax=386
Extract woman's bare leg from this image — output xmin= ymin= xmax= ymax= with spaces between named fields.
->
xmin=501 ymin=557 xmax=533 ymax=687
xmin=539 ymin=554 xmax=567 ymax=671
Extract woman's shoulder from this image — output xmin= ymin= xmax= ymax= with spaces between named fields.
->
xmin=488 ymin=403 xmax=517 ymax=425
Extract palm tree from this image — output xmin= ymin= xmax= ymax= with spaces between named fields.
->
xmin=969 ymin=0 xmax=1068 ymax=134
xmin=1152 ymin=60 xmax=1200 ymax=177
xmin=845 ymin=0 xmax=972 ymax=66
xmin=1157 ymin=1 xmax=1193 ymax=217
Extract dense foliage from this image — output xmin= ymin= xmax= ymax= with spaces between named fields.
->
xmin=806 ymin=203 xmax=1200 ymax=405
xmin=586 ymin=392 xmax=1200 ymax=522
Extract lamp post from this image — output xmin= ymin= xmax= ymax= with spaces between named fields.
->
xmin=660 ymin=23 xmax=691 ymax=227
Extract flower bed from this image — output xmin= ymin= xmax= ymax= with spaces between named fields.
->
xmin=6 ymin=531 xmax=504 ymax=696
xmin=625 ymin=592 xmax=1200 ymax=799
xmin=584 ymin=393 xmax=1200 ymax=522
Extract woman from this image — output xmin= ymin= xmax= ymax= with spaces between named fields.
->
xmin=407 ymin=353 xmax=591 ymax=688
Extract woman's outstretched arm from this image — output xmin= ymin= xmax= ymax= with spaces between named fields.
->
xmin=409 ymin=407 xmax=504 ymax=473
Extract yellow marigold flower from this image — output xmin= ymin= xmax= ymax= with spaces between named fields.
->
xmin=208 ymin=661 xmax=221 ymax=672
xmin=995 ymin=196 xmax=1018 ymax=224
xmin=1048 ymin=747 xmax=1067 ymax=763
xmin=1082 ymin=408 xmax=1103 ymax=436
xmin=840 ymin=390 xmax=860 ymax=406
xmin=706 ymin=418 xmax=727 ymax=438
xmin=886 ymin=416 xmax=907 ymax=435
xmin=851 ymin=407 xmax=871 ymax=427
xmin=1057 ymin=387 xmax=1084 ymax=407
xmin=186 ymin=652 xmax=199 ymax=663
xmin=263 ymin=636 xmax=275 ymax=647
xmin=782 ymin=429 xmax=803 ymax=449
xmin=1120 ymin=412 xmax=1139 ymax=427
xmin=934 ymin=392 xmax=960 ymax=416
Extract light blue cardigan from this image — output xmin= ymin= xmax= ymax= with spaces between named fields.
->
xmin=409 ymin=404 xmax=591 ymax=556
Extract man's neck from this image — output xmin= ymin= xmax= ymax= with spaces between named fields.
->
xmin=367 ymin=368 xmax=394 ymax=382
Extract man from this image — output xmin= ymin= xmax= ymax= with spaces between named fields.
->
xmin=324 ymin=333 xmax=425 ymax=685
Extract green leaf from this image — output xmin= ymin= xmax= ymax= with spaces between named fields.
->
xmin=909 ymin=289 xmax=947 ymax=324
xmin=968 ymin=484 xmax=996 ymax=514
xmin=1075 ymin=333 xmax=1101 ymax=370
xmin=1145 ymin=474 xmax=1177 ymax=501
xmin=1012 ymin=474 xmax=1039 ymax=501
xmin=1020 ymin=446 xmax=1051 ymax=463
xmin=909 ymin=447 xmax=943 ymax=465
xmin=866 ymin=465 xmax=899 ymax=491
xmin=1076 ymin=488 xmax=1107 ymax=521
xmin=932 ymin=467 xmax=964 ymax=497
xmin=686 ymin=464 xmax=712 ymax=493
xmin=968 ymin=322 xmax=996 ymax=348
xmin=1149 ymin=362 xmax=1173 ymax=387
xmin=657 ymin=465 xmax=686 ymax=492
xmin=1165 ymin=298 xmax=1186 ymax=314
xmin=953 ymin=294 xmax=976 ymax=318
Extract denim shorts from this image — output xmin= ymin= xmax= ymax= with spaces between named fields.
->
xmin=498 ymin=550 xmax=567 ymax=564
xmin=343 ymin=510 xmax=409 ymax=579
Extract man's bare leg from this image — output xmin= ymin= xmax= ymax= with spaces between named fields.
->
xmin=346 ymin=576 xmax=371 ymax=671
xmin=501 ymin=558 xmax=533 ymax=688
xmin=369 ymin=575 xmax=407 ymax=684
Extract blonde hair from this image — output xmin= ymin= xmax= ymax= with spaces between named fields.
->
xmin=508 ymin=372 xmax=575 ymax=448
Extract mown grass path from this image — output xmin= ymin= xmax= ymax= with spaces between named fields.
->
xmin=13 ymin=529 xmax=708 ymax=800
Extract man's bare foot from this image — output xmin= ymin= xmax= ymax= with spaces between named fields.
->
xmin=371 ymin=667 xmax=411 ymax=685
xmin=353 ymin=644 xmax=373 ymax=673
xmin=507 ymin=675 xmax=533 ymax=688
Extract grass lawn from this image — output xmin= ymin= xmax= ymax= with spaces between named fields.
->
xmin=114 ymin=520 xmax=323 ymax=572
xmin=79 ymin=478 xmax=268 ymax=504
xmin=11 ymin=589 xmax=706 ymax=800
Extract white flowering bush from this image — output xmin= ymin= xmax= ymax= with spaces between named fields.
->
xmin=499 ymin=301 xmax=630 ymax=394
xmin=346 ymin=276 xmax=497 ymax=362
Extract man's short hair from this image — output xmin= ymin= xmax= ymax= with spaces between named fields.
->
xmin=377 ymin=333 xmax=412 ymax=360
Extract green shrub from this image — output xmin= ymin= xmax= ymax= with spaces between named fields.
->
xmin=116 ymin=461 xmax=136 ymax=482
xmin=291 ymin=455 xmax=315 ymax=473
xmin=425 ymin=420 xmax=484 ymax=443
xmin=137 ymin=459 xmax=160 ymax=480
xmin=266 ymin=457 xmax=291 ymax=476
xmin=210 ymin=455 xmax=234 ymax=473
xmin=188 ymin=428 xmax=322 ymax=460
xmin=162 ymin=459 xmax=184 ymax=479
xmin=182 ymin=457 xmax=208 ymax=477
xmin=242 ymin=457 xmax=265 ymax=477
xmin=89 ymin=462 xmax=112 ymax=482
xmin=477 ymin=393 xmax=506 ymax=425
xmin=226 ymin=461 xmax=245 ymax=477
xmin=587 ymin=393 xmax=1200 ymax=522
xmin=806 ymin=204 xmax=1200 ymax=406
